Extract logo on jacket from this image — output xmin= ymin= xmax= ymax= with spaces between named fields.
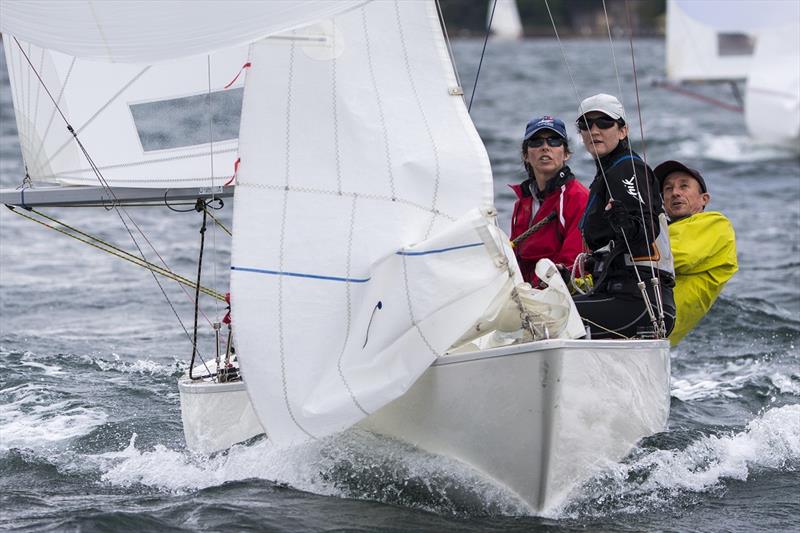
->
xmin=622 ymin=176 xmax=644 ymax=203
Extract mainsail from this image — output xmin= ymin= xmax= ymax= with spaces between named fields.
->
xmin=0 ymin=0 xmax=367 ymax=189
xmin=230 ymin=0 xmax=511 ymax=445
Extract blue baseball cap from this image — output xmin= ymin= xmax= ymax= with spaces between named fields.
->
xmin=524 ymin=116 xmax=568 ymax=141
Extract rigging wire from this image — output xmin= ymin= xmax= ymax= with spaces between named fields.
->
xmin=6 ymin=206 xmax=226 ymax=304
xmin=468 ymin=0 xmax=497 ymax=112
xmin=622 ymin=0 xmax=666 ymax=333
xmin=435 ymin=0 xmax=463 ymax=90
xmin=603 ymin=0 xmax=664 ymax=330
xmin=206 ymin=54 xmax=223 ymax=341
xmin=12 ymin=37 xmax=217 ymax=365
xmin=543 ymin=0 xmax=662 ymax=337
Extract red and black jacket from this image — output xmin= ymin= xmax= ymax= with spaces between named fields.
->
xmin=510 ymin=166 xmax=589 ymax=283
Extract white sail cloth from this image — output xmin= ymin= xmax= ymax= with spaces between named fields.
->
xmin=1 ymin=1 xmax=368 ymax=187
xmin=0 ymin=1 xmax=367 ymax=63
xmin=230 ymin=0 xmax=506 ymax=445
xmin=745 ymin=22 xmax=800 ymax=145
xmin=666 ymin=0 xmax=799 ymax=82
xmin=3 ymin=40 xmax=249 ymax=187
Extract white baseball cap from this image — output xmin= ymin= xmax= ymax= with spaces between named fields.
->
xmin=577 ymin=93 xmax=626 ymax=122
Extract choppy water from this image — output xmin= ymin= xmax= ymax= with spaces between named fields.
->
xmin=1 ymin=37 xmax=799 ymax=532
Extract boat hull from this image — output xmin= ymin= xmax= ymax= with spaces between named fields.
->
xmin=178 ymin=338 xmax=670 ymax=513
xmin=178 ymin=378 xmax=262 ymax=455
xmin=361 ymin=338 xmax=670 ymax=514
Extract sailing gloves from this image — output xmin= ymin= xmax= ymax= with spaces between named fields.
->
xmin=604 ymin=200 xmax=641 ymax=241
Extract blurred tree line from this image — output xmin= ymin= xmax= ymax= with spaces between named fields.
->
xmin=438 ymin=0 xmax=666 ymax=37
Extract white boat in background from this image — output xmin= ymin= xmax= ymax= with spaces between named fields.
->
xmin=665 ymin=0 xmax=800 ymax=147
xmin=489 ymin=0 xmax=524 ymax=40
xmin=1 ymin=0 xmax=670 ymax=516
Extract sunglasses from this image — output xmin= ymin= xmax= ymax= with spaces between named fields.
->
xmin=527 ymin=137 xmax=565 ymax=148
xmin=576 ymin=116 xmax=620 ymax=131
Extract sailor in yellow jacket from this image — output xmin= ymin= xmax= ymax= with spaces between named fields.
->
xmin=654 ymin=160 xmax=738 ymax=346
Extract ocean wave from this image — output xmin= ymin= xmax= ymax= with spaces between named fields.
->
xmin=94 ymin=429 xmax=527 ymax=517
xmin=84 ymin=354 xmax=187 ymax=377
xmin=0 ymin=383 xmax=108 ymax=451
xmin=671 ymin=356 xmax=800 ymax=402
xmin=561 ymin=404 xmax=800 ymax=518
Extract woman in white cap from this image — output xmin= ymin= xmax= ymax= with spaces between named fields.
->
xmin=510 ymin=115 xmax=589 ymax=284
xmin=572 ymin=94 xmax=676 ymax=339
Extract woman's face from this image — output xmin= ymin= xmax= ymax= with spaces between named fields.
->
xmin=524 ymin=132 xmax=569 ymax=181
xmin=578 ymin=112 xmax=627 ymax=158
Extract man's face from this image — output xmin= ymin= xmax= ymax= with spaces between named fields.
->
xmin=662 ymin=172 xmax=710 ymax=220
xmin=578 ymin=112 xmax=627 ymax=158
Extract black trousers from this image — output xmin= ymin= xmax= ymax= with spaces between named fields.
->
xmin=573 ymin=275 xmax=675 ymax=339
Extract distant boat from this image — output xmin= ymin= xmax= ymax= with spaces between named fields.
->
xmin=1 ymin=0 xmax=671 ymax=515
xmin=489 ymin=0 xmax=523 ymax=40
xmin=664 ymin=0 xmax=800 ymax=147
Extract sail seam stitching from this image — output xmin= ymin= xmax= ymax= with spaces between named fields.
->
xmin=278 ymin=40 xmax=317 ymax=441
xmin=401 ymin=254 xmax=439 ymax=357
xmin=337 ymin=196 xmax=369 ymax=415
xmin=237 ymin=182 xmax=457 ymax=221
xmin=394 ymin=0 xmax=442 ymax=240
xmin=361 ymin=5 xmax=397 ymax=200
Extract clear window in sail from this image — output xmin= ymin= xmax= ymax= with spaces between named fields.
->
xmin=129 ymin=88 xmax=243 ymax=152
xmin=717 ymin=33 xmax=755 ymax=57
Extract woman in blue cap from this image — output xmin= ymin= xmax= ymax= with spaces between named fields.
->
xmin=510 ymin=115 xmax=589 ymax=284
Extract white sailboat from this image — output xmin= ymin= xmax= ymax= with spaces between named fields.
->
xmin=489 ymin=0 xmax=524 ymax=40
xmin=665 ymin=0 xmax=800 ymax=147
xmin=1 ymin=0 xmax=670 ymax=515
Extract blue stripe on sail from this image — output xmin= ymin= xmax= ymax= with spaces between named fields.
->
xmin=231 ymin=266 xmax=370 ymax=283
xmin=396 ymin=242 xmax=484 ymax=256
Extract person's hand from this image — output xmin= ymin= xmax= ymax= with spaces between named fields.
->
xmin=604 ymin=200 xmax=628 ymax=231
xmin=556 ymin=263 xmax=571 ymax=285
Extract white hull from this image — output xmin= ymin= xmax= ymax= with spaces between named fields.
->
xmin=178 ymin=338 xmax=670 ymax=514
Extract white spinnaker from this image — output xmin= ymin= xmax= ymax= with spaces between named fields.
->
xmin=230 ymin=0 xmax=508 ymax=445
xmin=0 ymin=1 xmax=368 ymax=63
xmin=3 ymin=39 xmax=248 ymax=187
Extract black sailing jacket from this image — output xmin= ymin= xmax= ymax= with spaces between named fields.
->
xmin=579 ymin=139 xmax=665 ymax=276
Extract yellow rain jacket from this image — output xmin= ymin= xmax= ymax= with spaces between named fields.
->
xmin=669 ymin=211 xmax=738 ymax=345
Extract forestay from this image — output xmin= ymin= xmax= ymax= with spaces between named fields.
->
xmin=1 ymin=1 xmax=367 ymax=188
xmin=230 ymin=0 xmax=510 ymax=445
